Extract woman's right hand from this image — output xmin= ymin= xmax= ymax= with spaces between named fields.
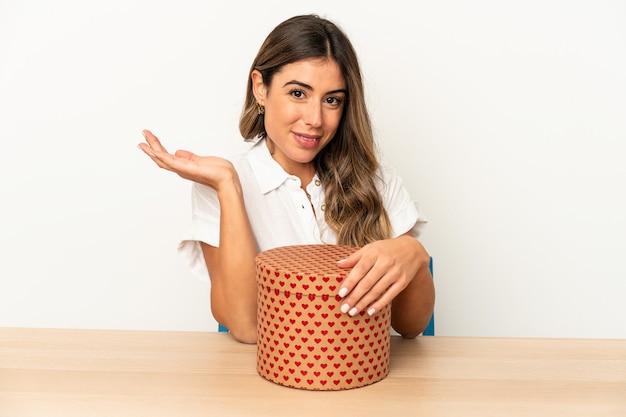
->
xmin=139 ymin=129 xmax=258 ymax=343
xmin=137 ymin=129 xmax=237 ymax=191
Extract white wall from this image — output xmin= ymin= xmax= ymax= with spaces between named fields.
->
xmin=1 ymin=0 xmax=624 ymax=338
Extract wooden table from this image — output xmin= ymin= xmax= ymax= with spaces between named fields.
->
xmin=1 ymin=328 xmax=624 ymax=416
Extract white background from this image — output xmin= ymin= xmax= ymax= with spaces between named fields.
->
xmin=1 ymin=0 xmax=624 ymax=338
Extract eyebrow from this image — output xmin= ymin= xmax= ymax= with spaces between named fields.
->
xmin=283 ymin=80 xmax=347 ymax=95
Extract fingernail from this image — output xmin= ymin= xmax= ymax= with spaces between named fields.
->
xmin=341 ymin=303 xmax=350 ymax=314
xmin=338 ymin=287 xmax=348 ymax=298
xmin=367 ymin=307 xmax=376 ymax=316
xmin=337 ymin=258 xmax=346 ymax=263
xmin=348 ymin=307 xmax=358 ymax=317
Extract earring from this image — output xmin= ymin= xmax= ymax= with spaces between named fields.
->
xmin=257 ymin=103 xmax=265 ymax=115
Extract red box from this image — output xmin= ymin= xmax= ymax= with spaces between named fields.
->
xmin=256 ymin=244 xmax=391 ymax=390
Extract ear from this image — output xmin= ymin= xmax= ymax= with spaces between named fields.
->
xmin=251 ymin=70 xmax=267 ymax=106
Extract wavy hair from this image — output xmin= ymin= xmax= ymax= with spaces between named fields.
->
xmin=239 ymin=15 xmax=391 ymax=246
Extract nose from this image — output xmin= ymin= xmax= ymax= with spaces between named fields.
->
xmin=303 ymin=101 xmax=323 ymax=128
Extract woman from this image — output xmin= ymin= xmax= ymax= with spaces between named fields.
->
xmin=138 ymin=14 xmax=434 ymax=344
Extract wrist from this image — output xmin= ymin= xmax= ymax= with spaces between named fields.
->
xmin=215 ymin=165 xmax=243 ymax=196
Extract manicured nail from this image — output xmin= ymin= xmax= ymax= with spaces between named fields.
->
xmin=348 ymin=307 xmax=358 ymax=317
xmin=341 ymin=303 xmax=350 ymax=314
xmin=338 ymin=287 xmax=348 ymax=298
xmin=367 ymin=307 xmax=376 ymax=316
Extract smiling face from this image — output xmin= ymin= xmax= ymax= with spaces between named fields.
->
xmin=252 ymin=58 xmax=347 ymax=182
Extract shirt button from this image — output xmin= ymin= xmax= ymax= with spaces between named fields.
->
xmin=314 ymin=179 xmax=321 ymax=186
xmin=321 ymin=204 xmax=325 ymax=211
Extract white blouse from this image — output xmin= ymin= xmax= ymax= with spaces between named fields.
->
xmin=178 ymin=139 xmax=427 ymax=280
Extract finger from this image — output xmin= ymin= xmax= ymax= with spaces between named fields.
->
xmin=336 ymin=251 xmax=371 ymax=299
xmin=137 ymin=141 xmax=180 ymax=172
xmin=174 ymin=149 xmax=196 ymax=160
xmin=137 ymin=142 xmax=156 ymax=157
xmin=337 ymin=252 xmax=359 ymax=269
xmin=142 ymin=129 xmax=170 ymax=154
xmin=336 ymin=247 xmax=371 ymax=295
xmin=361 ymin=281 xmax=404 ymax=317
xmin=340 ymin=262 xmax=392 ymax=316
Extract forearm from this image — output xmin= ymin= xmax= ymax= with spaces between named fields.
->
xmin=391 ymin=247 xmax=435 ymax=338
xmin=138 ymin=131 xmax=259 ymax=342
xmin=203 ymin=178 xmax=258 ymax=343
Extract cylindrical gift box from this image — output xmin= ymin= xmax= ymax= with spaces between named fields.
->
xmin=256 ymin=244 xmax=391 ymax=390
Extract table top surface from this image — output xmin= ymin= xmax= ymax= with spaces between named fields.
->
xmin=1 ymin=327 xmax=625 ymax=417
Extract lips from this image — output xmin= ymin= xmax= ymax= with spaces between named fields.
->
xmin=293 ymin=132 xmax=321 ymax=149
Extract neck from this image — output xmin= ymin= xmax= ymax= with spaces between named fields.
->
xmin=266 ymin=139 xmax=316 ymax=187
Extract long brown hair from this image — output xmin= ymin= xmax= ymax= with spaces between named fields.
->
xmin=239 ymin=15 xmax=391 ymax=246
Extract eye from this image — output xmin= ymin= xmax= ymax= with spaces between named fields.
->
xmin=289 ymin=89 xmax=305 ymax=99
xmin=325 ymin=96 xmax=343 ymax=107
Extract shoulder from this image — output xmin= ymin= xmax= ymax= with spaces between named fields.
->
xmin=226 ymin=140 xmax=263 ymax=186
xmin=189 ymin=140 xmax=258 ymax=198
xmin=374 ymin=164 xmax=427 ymax=237
xmin=374 ymin=164 xmax=407 ymax=195
xmin=375 ymin=164 xmax=400 ymax=180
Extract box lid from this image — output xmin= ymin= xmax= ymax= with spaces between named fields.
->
xmin=256 ymin=244 xmax=358 ymax=296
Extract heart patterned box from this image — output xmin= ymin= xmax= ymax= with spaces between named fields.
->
xmin=255 ymin=244 xmax=391 ymax=390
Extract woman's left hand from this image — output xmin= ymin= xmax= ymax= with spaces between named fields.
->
xmin=336 ymin=234 xmax=430 ymax=317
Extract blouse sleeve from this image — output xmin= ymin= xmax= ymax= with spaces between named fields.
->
xmin=177 ymin=182 xmax=221 ymax=281
xmin=377 ymin=166 xmax=427 ymax=239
